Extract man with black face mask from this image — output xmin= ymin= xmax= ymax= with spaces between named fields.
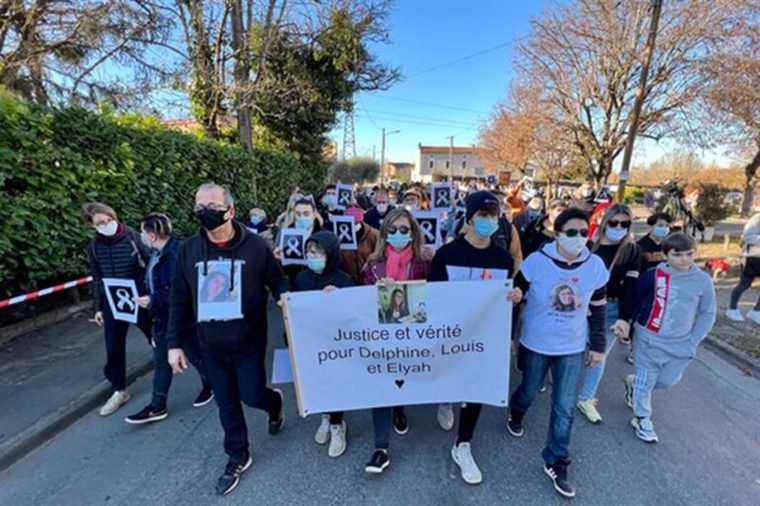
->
xmin=167 ymin=182 xmax=288 ymax=497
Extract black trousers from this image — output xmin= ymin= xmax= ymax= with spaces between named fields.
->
xmin=204 ymin=346 xmax=281 ymax=463
xmin=456 ymin=403 xmax=482 ymax=444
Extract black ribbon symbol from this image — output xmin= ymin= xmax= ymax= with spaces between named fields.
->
xmin=116 ymin=288 xmax=135 ymax=312
xmin=285 ymin=236 xmax=301 ymax=257
xmin=337 ymin=223 xmax=353 ymax=242
xmin=420 ymin=220 xmax=435 ymax=243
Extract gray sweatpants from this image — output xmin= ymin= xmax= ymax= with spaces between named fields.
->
xmin=633 ymin=334 xmax=693 ymax=419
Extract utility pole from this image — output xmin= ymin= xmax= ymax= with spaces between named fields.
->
xmin=446 ymin=135 xmax=454 ymax=183
xmin=616 ymin=0 xmax=662 ymax=202
xmin=380 ymin=128 xmax=400 ymax=186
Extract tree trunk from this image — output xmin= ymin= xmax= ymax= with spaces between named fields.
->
xmin=229 ymin=0 xmax=253 ymax=153
xmin=740 ymin=147 xmax=760 ymax=217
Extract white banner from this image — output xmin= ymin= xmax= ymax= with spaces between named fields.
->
xmin=283 ymin=280 xmax=511 ymax=416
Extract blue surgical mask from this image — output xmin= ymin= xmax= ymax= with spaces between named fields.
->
xmin=653 ymin=225 xmax=669 ymax=238
xmin=324 ymin=194 xmax=337 ymax=208
xmin=307 ymin=254 xmax=326 ymax=273
xmin=376 ymin=203 xmax=389 ymax=214
xmin=473 ymin=217 xmax=499 ymax=237
xmin=387 ymin=231 xmax=412 ymax=250
xmin=296 ymin=216 xmax=313 ymax=230
xmin=605 ymin=227 xmax=628 ymax=242
xmin=250 ymin=215 xmax=264 ymax=226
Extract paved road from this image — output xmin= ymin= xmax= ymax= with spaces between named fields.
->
xmin=1 ymin=307 xmax=759 ymax=506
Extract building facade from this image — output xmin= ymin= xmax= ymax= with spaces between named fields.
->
xmin=414 ymin=144 xmax=497 ymax=183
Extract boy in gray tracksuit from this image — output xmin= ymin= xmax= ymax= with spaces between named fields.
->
xmin=624 ymin=232 xmax=716 ymax=443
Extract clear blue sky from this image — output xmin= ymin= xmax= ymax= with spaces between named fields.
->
xmin=330 ymin=0 xmax=730 ymax=169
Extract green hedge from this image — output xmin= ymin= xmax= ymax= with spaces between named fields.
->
xmin=0 ymin=91 xmax=326 ymax=296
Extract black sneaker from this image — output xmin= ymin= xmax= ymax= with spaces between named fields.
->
xmin=365 ymin=449 xmax=390 ymax=474
xmin=506 ymin=411 xmax=524 ymax=437
xmin=216 ymin=455 xmax=252 ymax=496
xmin=124 ymin=405 xmax=168 ymax=425
xmin=193 ymin=387 xmax=214 ymax=408
xmin=543 ymin=458 xmax=575 ymax=498
xmin=392 ymin=407 xmax=409 ymax=435
xmin=268 ymin=389 xmax=285 ymax=435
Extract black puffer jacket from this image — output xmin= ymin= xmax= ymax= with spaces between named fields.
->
xmin=87 ymin=224 xmax=149 ymax=312
xmin=293 ymin=231 xmax=354 ymax=292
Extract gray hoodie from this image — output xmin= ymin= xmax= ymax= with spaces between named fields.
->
xmin=635 ymin=263 xmax=717 ymax=358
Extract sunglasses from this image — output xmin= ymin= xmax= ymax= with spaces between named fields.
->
xmin=562 ymin=228 xmax=589 ymax=238
xmin=387 ymin=225 xmax=411 ymax=235
xmin=608 ymin=219 xmax=632 ymax=229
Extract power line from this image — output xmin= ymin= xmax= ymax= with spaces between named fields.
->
xmin=361 ymin=116 xmax=480 ymax=131
xmin=368 ymin=95 xmax=490 ymax=115
xmin=406 ymin=41 xmax=512 ymax=78
xmin=362 ymin=109 xmax=482 ymax=128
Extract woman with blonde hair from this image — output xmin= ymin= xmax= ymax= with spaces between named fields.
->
xmin=576 ymin=203 xmax=642 ymax=424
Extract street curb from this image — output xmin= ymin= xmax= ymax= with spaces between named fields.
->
xmin=0 ymin=302 xmax=91 ymax=348
xmin=0 ymin=356 xmax=155 ymax=473
xmin=704 ymin=336 xmax=760 ymax=378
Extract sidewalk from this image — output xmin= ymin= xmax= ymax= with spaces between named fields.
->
xmin=0 ymin=313 xmax=153 ymax=470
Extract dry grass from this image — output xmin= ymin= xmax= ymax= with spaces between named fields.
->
xmin=697 ymin=240 xmax=742 ymax=259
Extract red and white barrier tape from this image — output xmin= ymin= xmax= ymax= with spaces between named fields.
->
xmin=0 ymin=276 xmax=93 ymax=310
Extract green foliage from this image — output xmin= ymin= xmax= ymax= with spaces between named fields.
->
xmin=0 ymin=90 xmax=326 ymax=296
xmin=329 ymin=157 xmax=380 ymax=184
xmin=693 ymin=183 xmax=737 ymax=225
xmin=622 ymin=186 xmax=646 ymax=204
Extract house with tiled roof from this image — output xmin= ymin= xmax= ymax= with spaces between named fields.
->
xmin=414 ymin=144 xmax=499 ymax=183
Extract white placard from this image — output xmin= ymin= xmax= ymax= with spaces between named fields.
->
xmin=431 ymin=182 xmax=454 ymax=210
xmin=336 ymin=183 xmax=354 ymax=211
xmin=196 ymin=260 xmax=244 ymax=322
xmin=283 ymin=280 xmax=512 ymax=416
xmin=413 ymin=210 xmax=443 ymax=250
xmin=102 ymin=278 xmax=139 ymax=323
xmin=278 ymin=228 xmax=308 ymax=266
xmin=332 ymin=215 xmax=358 ymax=250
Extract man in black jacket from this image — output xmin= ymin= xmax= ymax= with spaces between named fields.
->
xmin=167 ymin=183 xmax=287 ymax=497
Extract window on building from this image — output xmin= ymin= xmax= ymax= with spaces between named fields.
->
xmin=445 ymin=160 xmax=450 ymax=169
xmin=462 ymin=160 xmax=467 ymax=169
xmin=428 ymin=159 xmax=434 ymax=169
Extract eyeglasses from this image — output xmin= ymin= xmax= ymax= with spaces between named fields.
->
xmin=562 ymin=228 xmax=589 ymax=238
xmin=608 ymin=219 xmax=632 ymax=229
xmin=387 ymin=225 xmax=410 ymax=235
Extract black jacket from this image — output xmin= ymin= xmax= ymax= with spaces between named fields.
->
xmin=364 ymin=205 xmax=394 ymax=230
xmin=145 ymin=236 xmax=180 ymax=337
xmin=292 ymin=231 xmax=354 ymax=292
xmin=166 ymin=221 xmax=287 ymax=354
xmin=87 ymin=224 xmax=149 ymax=312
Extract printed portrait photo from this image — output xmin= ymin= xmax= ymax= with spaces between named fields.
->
xmin=377 ymin=283 xmax=428 ymax=325
xmin=551 ymin=284 xmax=581 ymax=312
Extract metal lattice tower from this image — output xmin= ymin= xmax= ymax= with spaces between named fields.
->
xmin=341 ymin=108 xmax=356 ymax=161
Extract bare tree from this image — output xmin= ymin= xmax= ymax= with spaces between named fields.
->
xmin=0 ymin=1 xmax=172 ymax=107
xmin=515 ymin=0 xmax=731 ymax=187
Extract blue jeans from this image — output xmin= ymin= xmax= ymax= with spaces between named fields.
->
xmin=578 ymin=301 xmax=618 ymax=401
xmin=510 ymin=345 xmax=584 ymax=465
xmin=151 ymin=329 xmax=210 ymax=409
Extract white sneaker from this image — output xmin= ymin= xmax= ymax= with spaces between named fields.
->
xmin=328 ymin=421 xmax=347 ymax=458
xmin=314 ymin=414 xmax=330 ymax=445
xmin=747 ymin=310 xmax=760 ymax=325
xmin=451 ymin=442 xmax=482 ymax=485
xmin=726 ymin=309 xmax=744 ymax=322
xmin=437 ymin=403 xmax=454 ymax=431
xmin=99 ymin=390 xmax=130 ymax=416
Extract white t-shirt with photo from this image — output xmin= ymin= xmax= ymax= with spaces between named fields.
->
xmin=519 ymin=244 xmax=609 ymax=356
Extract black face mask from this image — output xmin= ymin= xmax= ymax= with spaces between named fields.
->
xmin=195 ymin=206 xmax=229 ymax=231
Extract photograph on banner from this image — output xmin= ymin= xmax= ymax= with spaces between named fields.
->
xmin=196 ymin=260 xmax=244 ymax=322
xmin=278 ymin=228 xmax=308 ymax=266
xmin=412 ymin=210 xmax=443 ymax=250
xmin=377 ymin=283 xmax=428 ymax=325
xmin=335 ymin=183 xmax=354 ymax=211
xmin=283 ymin=280 xmax=512 ymax=416
xmin=431 ymin=182 xmax=453 ymax=210
xmin=102 ymin=278 xmax=139 ymax=323
xmin=445 ymin=265 xmax=511 ymax=282
xmin=332 ymin=215 xmax=358 ymax=250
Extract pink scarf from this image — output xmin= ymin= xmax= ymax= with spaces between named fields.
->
xmin=385 ymin=245 xmax=413 ymax=281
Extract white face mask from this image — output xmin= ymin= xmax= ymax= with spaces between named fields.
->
xmin=557 ymin=234 xmax=586 ymax=256
xmin=96 ymin=221 xmax=118 ymax=237
xmin=376 ymin=203 xmax=389 ymax=214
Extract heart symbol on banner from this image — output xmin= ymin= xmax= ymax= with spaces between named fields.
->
xmin=395 ymin=379 xmax=405 ymax=389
